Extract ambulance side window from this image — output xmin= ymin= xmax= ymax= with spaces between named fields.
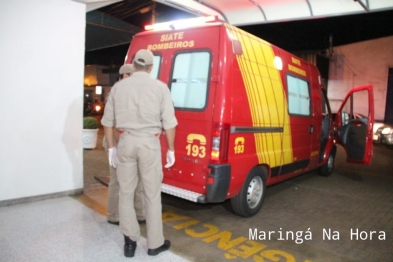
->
xmin=170 ymin=51 xmax=210 ymax=110
xmin=287 ymin=75 xmax=310 ymax=116
xmin=340 ymin=90 xmax=369 ymax=126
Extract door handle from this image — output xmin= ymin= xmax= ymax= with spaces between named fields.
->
xmin=309 ymin=125 xmax=314 ymax=134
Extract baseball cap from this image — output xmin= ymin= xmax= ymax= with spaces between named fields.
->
xmin=119 ymin=64 xmax=135 ymax=74
xmin=133 ymin=49 xmax=154 ymax=66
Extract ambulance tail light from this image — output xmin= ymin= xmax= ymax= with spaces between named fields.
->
xmin=210 ymin=123 xmax=230 ymax=163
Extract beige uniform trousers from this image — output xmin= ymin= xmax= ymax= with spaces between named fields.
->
xmin=116 ymin=133 xmax=164 ymax=249
xmin=103 ymin=136 xmax=145 ymax=222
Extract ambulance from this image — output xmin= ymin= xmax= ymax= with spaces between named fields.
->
xmin=124 ymin=16 xmax=374 ymax=217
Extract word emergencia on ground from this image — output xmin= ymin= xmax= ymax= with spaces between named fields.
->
xmin=163 ymin=210 xmax=312 ymax=262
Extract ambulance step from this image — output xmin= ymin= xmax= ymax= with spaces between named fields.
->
xmin=161 ymin=183 xmax=206 ymax=203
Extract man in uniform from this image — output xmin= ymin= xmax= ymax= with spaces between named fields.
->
xmin=101 ymin=49 xmax=177 ymax=258
xmin=103 ymin=64 xmax=145 ymax=226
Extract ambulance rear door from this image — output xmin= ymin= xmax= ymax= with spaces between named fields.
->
xmin=162 ymin=25 xmax=222 ymax=197
xmin=334 ymin=85 xmax=374 ymax=164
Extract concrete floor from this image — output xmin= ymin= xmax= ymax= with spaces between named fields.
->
xmin=81 ymin=128 xmax=393 ymax=262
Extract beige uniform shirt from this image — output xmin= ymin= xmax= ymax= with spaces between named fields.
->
xmin=101 ymin=72 xmax=177 ymax=134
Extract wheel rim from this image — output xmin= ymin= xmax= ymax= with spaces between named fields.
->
xmin=247 ymin=176 xmax=263 ymax=209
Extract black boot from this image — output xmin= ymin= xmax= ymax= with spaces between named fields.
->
xmin=124 ymin=235 xmax=137 ymax=257
xmin=147 ymin=240 xmax=170 ymax=256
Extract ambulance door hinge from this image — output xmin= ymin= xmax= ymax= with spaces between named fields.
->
xmin=211 ymin=75 xmax=221 ymax=83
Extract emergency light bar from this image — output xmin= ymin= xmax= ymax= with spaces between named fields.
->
xmin=145 ymin=16 xmax=218 ymax=31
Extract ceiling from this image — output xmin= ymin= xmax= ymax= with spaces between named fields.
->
xmin=80 ymin=0 xmax=393 ymax=65
xmin=82 ymin=0 xmax=195 ymax=52
xmin=85 ymin=11 xmax=141 ymax=51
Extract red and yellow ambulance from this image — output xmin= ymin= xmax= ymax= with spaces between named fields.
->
xmin=124 ymin=16 xmax=374 ymax=217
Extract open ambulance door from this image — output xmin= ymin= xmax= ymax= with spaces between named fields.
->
xmin=334 ymin=85 xmax=374 ymax=164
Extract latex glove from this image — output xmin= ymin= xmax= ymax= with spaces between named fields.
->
xmin=164 ymin=150 xmax=175 ymax=168
xmin=108 ymin=147 xmax=117 ymax=168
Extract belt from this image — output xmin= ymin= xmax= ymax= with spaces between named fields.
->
xmin=118 ymin=129 xmax=159 ymax=137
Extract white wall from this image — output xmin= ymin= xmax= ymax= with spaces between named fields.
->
xmin=327 ymin=36 xmax=393 ymax=121
xmin=0 ymin=0 xmax=86 ymax=202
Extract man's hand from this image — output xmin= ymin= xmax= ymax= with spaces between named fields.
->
xmin=164 ymin=150 xmax=175 ymax=168
xmin=108 ymin=147 xmax=117 ymax=168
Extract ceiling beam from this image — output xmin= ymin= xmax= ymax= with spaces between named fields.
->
xmin=354 ymin=0 xmax=370 ymax=12
xmin=197 ymin=0 xmax=229 ymax=22
xmin=248 ymin=0 xmax=267 ymax=21
xmin=305 ymin=0 xmax=313 ymax=16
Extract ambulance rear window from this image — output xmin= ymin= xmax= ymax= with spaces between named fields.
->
xmin=131 ymin=53 xmax=161 ymax=79
xmin=150 ymin=55 xmax=161 ymax=79
xmin=169 ymin=51 xmax=210 ymax=110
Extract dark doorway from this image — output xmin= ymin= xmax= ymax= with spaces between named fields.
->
xmin=317 ymin=54 xmax=330 ymax=88
xmin=384 ymin=68 xmax=393 ymax=125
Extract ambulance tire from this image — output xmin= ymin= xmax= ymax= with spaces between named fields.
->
xmin=318 ymin=146 xmax=336 ymax=177
xmin=230 ymin=167 xmax=266 ymax=217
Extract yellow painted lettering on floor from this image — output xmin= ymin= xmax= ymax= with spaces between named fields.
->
xmin=163 ymin=210 xmax=311 ymax=261
xmin=228 ymin=240 xmax=266 ymax=259
xmin=173 ymin=219 xmax=200 ymax=230
xmin=254 ymin=250 xmax=296 ymax=262
xmin=203 ymin=231 xmax=247 ymax=251
xmin=185 ymin=223 xmax=220 ymax=238
xmin=224 ymin=253 xmax=237 ymax=259
xmin=162 ymin=210 xmax=190 ymax=222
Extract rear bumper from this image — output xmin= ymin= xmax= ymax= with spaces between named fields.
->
xmin=206 ymin=164 xmax=231 ymax=203
xmin=161 ymin=164 xmax=231 ymax=204
xmin=161 ymin=183 xmax=206 ymax=203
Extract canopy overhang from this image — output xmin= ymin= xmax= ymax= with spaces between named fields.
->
xmin=154 ymin=0 xmax=393 ymax=26
xmin=75 ymin=0 xmax=393 ymax=52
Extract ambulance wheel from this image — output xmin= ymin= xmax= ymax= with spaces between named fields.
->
xmin=230 ymin=167 xmax=266 ymax=217
xmin=319 ymin=146 xmax=336 ymax=177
